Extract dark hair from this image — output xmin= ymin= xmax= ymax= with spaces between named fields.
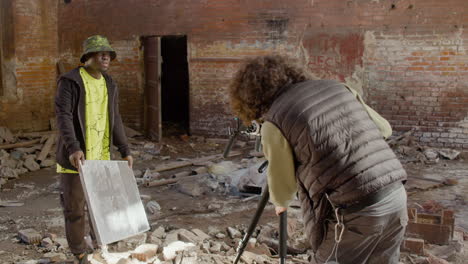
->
xmin=229 ymin=55 xmax=312 ymax=123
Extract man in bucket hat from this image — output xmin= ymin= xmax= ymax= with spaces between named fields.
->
xmin=55 ymin=35 xmax=133 ymax=263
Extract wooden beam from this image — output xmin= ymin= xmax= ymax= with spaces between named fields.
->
xmin=0 ymin=139 xmax=41 ymax=150
xmin=37 ymin=134 xmax=56 ymax=163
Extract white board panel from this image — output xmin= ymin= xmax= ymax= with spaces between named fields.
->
xmin=79 ymin=160 xmax=149 ymax=245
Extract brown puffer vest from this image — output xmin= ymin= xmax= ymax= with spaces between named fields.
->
xmin=264 ymin=80 xmax=407 ymax=251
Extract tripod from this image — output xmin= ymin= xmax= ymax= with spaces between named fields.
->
xmin=233 ymin=161 xmax=288 ymax=264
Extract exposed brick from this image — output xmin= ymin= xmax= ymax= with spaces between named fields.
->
xmin=2 ymin=0 xmax=468 ymax=144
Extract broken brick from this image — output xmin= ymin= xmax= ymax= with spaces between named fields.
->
xmin=18 ymin=229 xmax=42 ymax=245
xmin=402 ymin=237 xmax=425 ymax=255
xmin=131 ymin=244 xmax=158 ymax=262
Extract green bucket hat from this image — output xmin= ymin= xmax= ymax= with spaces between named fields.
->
xmin=80 ymin=35 xmax=117 ymax=63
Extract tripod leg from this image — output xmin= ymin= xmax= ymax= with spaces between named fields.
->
xmin=233 ymin=189 xmax=270 ymax=264
xmin=279 ymin=211 xmax=288 ymax=264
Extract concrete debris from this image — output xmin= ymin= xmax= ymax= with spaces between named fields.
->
xmin=208 ymin=161 xmax=241 ymax=176
xmin=10 ymin=150 xmax=24 ymax=160
xmin=208 ymin=203 xmax=222 ymax=210
xmin=178 ymin=229 xmax=205 ymax=244
xmin=24 ymin=157 xmax=40 ymax=172
xmin=176 ymin=174 xmax=219 ymax=197
xmin=54 ymin=238 xmax=69 ymax=249
xmin=424 ymin=149 xmax=439 ymax=161
xmin=146 ymin=200 xmax=161 ymax=215
xmin=18 ymin=229 xmax=42 ymax=245
xmin=3 ymin=157 xmax=19 ymax=169
xmin=237 ymin=161 xmax=267 ymax=193
xmin=0 ymin=127 xmax=15 ymax=143
xmin=133 ymin=169 xmax=143 ymax=178
xmin=162 ymin=241 xmax=196 ymax=261
xmin=117 ymin=233 xmax=148 ymax=251
xmin=131 ymin=244 xmax=158 ymax=262
xmin=215 ymin=233 xmax=226 ymax=239
xmin=1 ymin=166 xmax=19 ymax=179
xmin=40 ymin=237 xmax=54 ymax=249
xmin=209 ymin=242 xmax=221 ymax=253
xmin=437 ymin=149 xmax=460 ymax=160
xmin=227 ymin=227 xmax=242 ymax=239
xmin=143 ymin=142 xmax=156 ymax=149
xmin=191 ymin=229 xmax=211 ymax=241
xmin=42 ymin=252 xmax=67 ymax=262
xmin=39 ymin=159 xmax=55 ymax=168
xmin=142 ymin=169 xmax=160 ymax=182
xmin=151 ymin=226 xmax=166 ymax=240
xmin=426 ymin=253 xmax=450 ymax=264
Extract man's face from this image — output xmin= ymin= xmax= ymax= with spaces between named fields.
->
xmin=88 ymin=52 xmax=111 ymax=72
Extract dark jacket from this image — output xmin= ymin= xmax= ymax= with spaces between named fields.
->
xmin=264 ymin=80 xmax=407 ymax=251
xmin=55 ymin=67 xmax=130 ymax=171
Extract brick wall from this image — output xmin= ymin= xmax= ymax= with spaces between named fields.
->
xmin=56 ymin=0 xmax=468 ymax=144
xmin=0 ymin=0 xmax=58 ymax=132
xmin=3 ymin=0 xmax=467 ymax=147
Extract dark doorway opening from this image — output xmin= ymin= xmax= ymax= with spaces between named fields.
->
xmin=160 ymin=36 xmax=190 ymax=136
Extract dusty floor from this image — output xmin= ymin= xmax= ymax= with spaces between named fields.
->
xmin=0 ymin=137 xmax=467 ymax=263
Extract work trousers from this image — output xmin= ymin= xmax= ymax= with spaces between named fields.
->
xmin=314 ymin=206 xmax=408 ymax=264
xmin=59 ymin=173 xmax=95 ymax=255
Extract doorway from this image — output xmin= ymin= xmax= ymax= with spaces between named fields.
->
xmin=143 ymin=35 xmax=190 ymax=141
xmin=161 ymin=36 xmax=190 ymax=136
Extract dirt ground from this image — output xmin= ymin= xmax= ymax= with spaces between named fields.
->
xmin=0 ymin=137 xmax=467 ymax=263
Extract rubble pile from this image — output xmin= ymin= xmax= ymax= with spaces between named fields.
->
xmin=0 ymin=127 xmax=57 ymax=190
xmin=388 ymin=131 xmax=461 ymax=164
xmin=95 ymin=224 xmax=308 ymax=264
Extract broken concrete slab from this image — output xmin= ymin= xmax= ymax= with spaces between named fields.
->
xmin=18 ymin=229 xmax=42 ymax=245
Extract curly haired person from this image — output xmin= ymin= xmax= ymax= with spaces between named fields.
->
xmin=229 ymin=55 xmax=408 ymax=264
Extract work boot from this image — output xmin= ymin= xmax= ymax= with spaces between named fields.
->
xmin=74 ymin=252 xmax=90 ymax=264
